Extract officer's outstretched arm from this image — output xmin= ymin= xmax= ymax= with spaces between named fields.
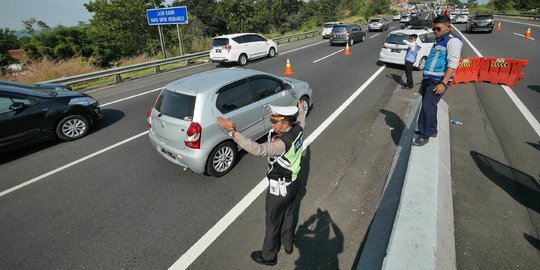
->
xmin=233 ymin=132 xmax=286 ymax=156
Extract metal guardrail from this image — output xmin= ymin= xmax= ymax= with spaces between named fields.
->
xmin=41 ymin=30 xmax=321 ymax=87
xmin=494 ymin=13 xmax=540 ymax=20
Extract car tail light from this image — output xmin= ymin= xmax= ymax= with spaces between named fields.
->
xmin=346 ymin=31 xmax=350 ymax=36
xmin=224 ymin=45 xmax=232 ymax=52
xmin=185 ymin=122 xmax=202 ymax=149
xmin=147 ymin=107 xmax=152 ymax=128
xmin=382 ymin=43 xmax=387 ymax=49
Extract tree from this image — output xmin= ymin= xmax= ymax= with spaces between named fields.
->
xmin=22 ymin=18 xmax=37 ymax=35
xmin=85 ymin=0 xmax=165 ymax=66
xmin=21 ymin=25 xmax=93 ymax=61
xmin=0 ymin=28 xmax=20 ymax=72
xmin=218 ymin=0 xmax=256 ymax=33
xmin=172 ymin=0 xmax=226 ymax=36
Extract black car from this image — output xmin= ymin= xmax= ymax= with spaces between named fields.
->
xmin=0 ymin=79 xmax=72 ymax=91
xmin=466 ymin=14 xmax=495 ymax=33
xmin=0 ymin=85 xmax=102 ymax=153
xmin=329 ymin=24 xmax=366 ymax=46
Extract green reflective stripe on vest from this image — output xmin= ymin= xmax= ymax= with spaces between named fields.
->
xmin=283 ymin=131 xmax=303 ymax=181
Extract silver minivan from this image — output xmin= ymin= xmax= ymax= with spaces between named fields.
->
xmin=148 ymin=69 xmax=312 ymax=177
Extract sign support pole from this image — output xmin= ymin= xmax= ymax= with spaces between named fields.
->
xmin=177 ymin=24 xmax=184 ymax=56
xmin=158 ymin=25 xmax=167 ymax=59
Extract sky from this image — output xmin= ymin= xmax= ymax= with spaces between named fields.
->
xmin=1 ymin=0 xmax=490 ymax=31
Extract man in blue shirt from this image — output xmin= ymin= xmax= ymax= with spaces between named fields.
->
xmin=402 ymin=34 xmax=421 ymax=89
xmin=414 ymin=15 xmax=463 ymax=146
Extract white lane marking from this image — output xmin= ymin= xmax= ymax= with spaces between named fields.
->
xmin=370 ymin=33 xmax=381 ymax=39
xmin=497 ymin=18 xmax=540 ymax=28
xmin=390 ymin=26 xmax=396 ymax=30
xmin=513 ymin=33 xmax=536 ymax=40
xmin=168 ymin=65 xmax=387 ymax=270
xmin=280 ymin=40 xmax=328 ymax=55
xmin=452 ymin=26 xmax=540 ymax=137
xmin=313 ymin=49 xmax=345 ymax=63
xmin=0 ymin=131 xmax=149 ymax=198
xmin=100 ymin=88 xmax=163 ymax=107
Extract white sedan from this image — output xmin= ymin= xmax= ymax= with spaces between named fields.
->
xmin=379 ymin=29 xmax=436 ymax=70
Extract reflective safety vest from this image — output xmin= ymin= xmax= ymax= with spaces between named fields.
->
xmin=267 ymin=124 xmax=304 ymax=182
xmin=423 ymin=32 xmax=461 ymax=80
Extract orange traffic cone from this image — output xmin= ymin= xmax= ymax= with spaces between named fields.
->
xmin=284 ymin=58 xmax=294 ymax=75
xmin=344 ymin=42 xmax=351 ymax=56
xmin=524 ymin=27 xmax=532 ymax=39
xmin=497 ymin=22 xmax=501 ymax=30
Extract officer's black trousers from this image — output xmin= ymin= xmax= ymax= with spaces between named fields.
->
xmin=404 ymin=61 xmax=414 ymax=88
xmin=261 ymin=179 xmax=300 ymax=260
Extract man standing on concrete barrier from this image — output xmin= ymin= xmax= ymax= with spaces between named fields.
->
xmin=414 ymin=15 xmax=462 ymax=146
xmin=402 ymin=33 xmax=421 ymax=90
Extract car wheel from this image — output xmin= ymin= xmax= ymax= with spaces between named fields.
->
xmin=361 ymin=35 xmax=366 ymax=42
xmin=238 ymin=53 xmax=248 ymax=66
xmin=330 ymin=42 xmax=334 ymax=46
xmin=206 ymin=141 xmax=238 ymax=177
xmin=56 ymin=115 xmax=90 ymax=141
xmin=349 ymin=38 xmax=354 ymax=46
xmin=417 ymin=56 xmax=427 ymax=71
xmin=300 ymin=96 xmax=310 ymax=116
xmin=268 ymin=47 xmax=276 ymax=58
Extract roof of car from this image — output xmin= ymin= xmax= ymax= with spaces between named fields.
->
xmin=213 ymin=33 xmax=261 ymax=39
xmin=388 ymin=28 xmax=433 ymax=35
xmin=0 ymin=85 xmax=51 ymax=97
xmin=165 ymin=69 xmax=270 ymax=94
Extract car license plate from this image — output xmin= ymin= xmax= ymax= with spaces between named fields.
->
xmin=391 ymin=49 xmax=401 ymax=53
xmin=160 ymin=147 xmax=176 ymax=160
xmin=215 ymin=49 xmax=222 ymax=53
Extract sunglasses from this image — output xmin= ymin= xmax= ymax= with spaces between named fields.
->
xmin=270 ymin=116 xmax=285 ymax=124
xmin=432 ymin=27 xmax=443 ymax=32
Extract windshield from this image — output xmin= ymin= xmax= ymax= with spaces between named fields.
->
xmin=370 ymin=19 xmax=381 ymax=23
xmin=474 ymin=15 xmax=494 ymax=20
xmin=332 ymin=26 xmax=347 ymax=33
xmin=401 ymin=16 xmax=409 ymax=19
xmin=385 ymin=33 xmax=409 ymax=45
xmin=154 ymin=90 xmax=196 ymax=120
xmin=211 ymin=38 xmax=229 ymax=47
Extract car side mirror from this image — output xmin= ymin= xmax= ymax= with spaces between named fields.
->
xmin=10 ymin=102 xmax=25 ymax=111
xmin=284 ymin=83 xmax=293 ymax=90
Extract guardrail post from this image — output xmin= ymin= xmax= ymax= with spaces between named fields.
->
xmin=115 ymin=74 xmax=121 ymax=84
xmin=155 ymin=66 xmax=161 ymax=74
xmin=186 ymin=59 xmax=191 ymax=67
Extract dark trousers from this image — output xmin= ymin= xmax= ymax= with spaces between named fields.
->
xmin=418 ymin=79 xmax=446 ymax=138
xmin=262 ymin=179 xmax=300 ymax=260
xmin=404 ymin=61 xmax=414 ymax=87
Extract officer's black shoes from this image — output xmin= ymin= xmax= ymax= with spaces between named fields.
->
xmin=401 ymin=85 xmax=413 ymax=90
xmin=251 ymin=251 xmax=277 ymax=266
xmin=284 ymin=246 xmax=293 ymax=255
xmin=413 ymin=137 xmax=429 ymax=146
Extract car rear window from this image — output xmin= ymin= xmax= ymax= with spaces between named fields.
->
xmin=370 ymin=19 xmax=381 ymax=22
xmin=402 ymin=16 xmax=409 ymax=19
xmin=212 ymin=38 xmax=229 ymax=47
xmin=385 ymin=33 xmax=409 ymax=45
xmin=332 ymin=26 xmax=347 ymax=33
xmin=154 ymin=90 xmax=196 ymax=121
xmin=474 ymin=15 xmax=493 ymax=20
xmin=324 ymin=23 xmax=335 ymax=28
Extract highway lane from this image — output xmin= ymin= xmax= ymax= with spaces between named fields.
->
xmin=0 ymin=21 xmax=410 ymax=269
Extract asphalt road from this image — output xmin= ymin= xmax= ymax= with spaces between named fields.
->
xmin=0 ymin=14 xmax=539 ymax=270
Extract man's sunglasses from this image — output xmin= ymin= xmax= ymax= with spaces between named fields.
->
xmin=432 ymin=27 xmax=443 ymax=32
xmin=270 ymin=116 xmax=285 ymax=124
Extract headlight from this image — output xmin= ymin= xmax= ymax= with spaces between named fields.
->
xmin=69 ymin=97 xmax=97 ymax=106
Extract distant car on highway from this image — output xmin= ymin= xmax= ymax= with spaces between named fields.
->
xmin=400 ymin=15 xmax=411 ymax=25
xmin=322 ymin=21 xmax=343 ymax=39
xmin=209 ymin=33 xmax=277 ymax=66
xmin=454 ymin=13 xmax=469 ymax=24
xmin=466 ymin=14 xmax=495 ymax=33
xmin=368 ymin=18 xmax=389 ymax=31
xmin=147 ymin=69 xmax=312 ymax=177
xmin=379 ymin=28 xmax=436 ymax=70
xmin=0 ymin=80 xmax=72 ymax=91
xmin=329 ymin=24 xmax=366 ymax=46
xmin=393 ymin=14 xmax=401 ymax=21
xmin=0 ymin=85 xmax=102 ymax=153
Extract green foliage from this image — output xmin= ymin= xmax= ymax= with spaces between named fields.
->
xmin=21 ymin=25 xmax=92 ymax=61
xmin=0 ymin=28 xmax=20 ymax=71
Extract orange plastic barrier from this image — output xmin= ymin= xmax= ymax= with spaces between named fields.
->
xmin=451 ymin=57 xmax=482 ymax=85
xmin=478 ymin=58 xmax=528 ymax=87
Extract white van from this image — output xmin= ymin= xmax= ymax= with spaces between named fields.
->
xmin=379 ymin=29 xmax=436 ymax=70
xmin=209 ymin=33 xmax=277 ymax=66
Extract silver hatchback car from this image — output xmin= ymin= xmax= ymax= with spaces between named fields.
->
xmin=148 ymin=69 xmax=313 ymax=177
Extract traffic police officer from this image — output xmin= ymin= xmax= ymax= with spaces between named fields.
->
xmin=216 ymin=101 xmax=306 ymax=266
xmin=414 ymin=15 xmax=462 ymax=146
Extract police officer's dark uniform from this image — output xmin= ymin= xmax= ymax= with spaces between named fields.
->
xmin=216 ymin=104 xmax=306 ymax=266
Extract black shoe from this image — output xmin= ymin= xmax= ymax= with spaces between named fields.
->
xmin=284 ymin=246 xmax=293 ymax=255
xmin=413 ymin=137 xmax=429 ymax=146
xmin=414 ymin=130 xmax=437 ymax=138
xmin=401 ymin=85 xmax=412 ymax=90
xmin=250 ymin=251 xmax=277 ymax=266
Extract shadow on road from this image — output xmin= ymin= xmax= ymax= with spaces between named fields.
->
xmin=92 ymin=108 xmax=125 ymax=132
xmin=524 ymin=233 xmax=540 ymax=250
xmin=470 ymin=151 xmax=540 ymax=214
xmin=294 ymin=208 xmax=343 ymax=270
xmin=528 ymin=85 xmax=539 ymax=93
xmin=380 ymin=109 xmax=405 ymax=146
xmin=386 ymin=74 xmax=404 ymax=85
xmin=292 ymin=147 xmax=311 ymax=237
xmin=526 ymin=141 xmax=540 ymax=152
